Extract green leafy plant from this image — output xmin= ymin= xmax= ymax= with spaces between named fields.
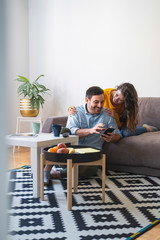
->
xmin=16 ymin=74 xmax=50 ymax=110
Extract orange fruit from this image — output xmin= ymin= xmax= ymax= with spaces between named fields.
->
xmin=48 ymin=146 xmax=58 ymax=153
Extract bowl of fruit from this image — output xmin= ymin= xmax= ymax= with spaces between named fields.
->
xmin=43 ymin=143 xmax=102 ymax=163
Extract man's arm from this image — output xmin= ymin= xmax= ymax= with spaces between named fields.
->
xmin=66 ymin=110 xmax=105 ymax=138
xmin=76 ymin=123 xmax=105 ymax=137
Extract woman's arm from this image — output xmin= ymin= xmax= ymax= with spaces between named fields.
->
xmin=105 ymin=108 xmax=117 ymax=119
xmin=105 ymin=108 xmax=123 ymax=129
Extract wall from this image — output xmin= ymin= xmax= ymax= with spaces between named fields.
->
xmin=8 ymin=0 xmax=160 ymax=133
xmin=29 ymin=0 xmax=160 ymax=126
xmin=0 ymin=1 xmax=7 ymax=239
xmin=6 ymin=0 xmax=29 ymax=134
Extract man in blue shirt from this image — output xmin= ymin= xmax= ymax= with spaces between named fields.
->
xmin=44 ymin=86 xmax=121 ymax=183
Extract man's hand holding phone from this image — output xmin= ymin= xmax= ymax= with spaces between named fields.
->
xmin=102 ymin=127 xmax=115 ymax=135
xmin=100 ymin=127 xmax=115 ymax=142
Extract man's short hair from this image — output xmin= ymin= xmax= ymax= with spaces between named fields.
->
xmin=86 ymin=86 xmax=104 ymax=99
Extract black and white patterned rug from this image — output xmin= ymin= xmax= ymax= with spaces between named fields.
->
xmin=7 ymin=167 xmax=160 ymax=240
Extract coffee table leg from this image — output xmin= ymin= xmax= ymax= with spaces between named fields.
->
xmin=31 ymin=147 xmax=41 ymax=198
xmin=73 ymin=164 xmax=78 ymax=193
xmin=102 ymin=154 xmax=106 ymax=202
xmin=67 ymin=159 xmax=72 ymax=210
xmin=40 ymin=153 xmax=44 ymax=200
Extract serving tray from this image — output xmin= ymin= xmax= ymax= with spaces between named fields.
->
xmin=43 ymin=145 xmax=102 ymax=163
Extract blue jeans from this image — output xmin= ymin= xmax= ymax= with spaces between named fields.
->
xmin=120 ymin=125 xmax=147 ymax=137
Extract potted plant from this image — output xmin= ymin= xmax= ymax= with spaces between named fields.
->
xmin=16 ymin=74 xmax=50 ymax=117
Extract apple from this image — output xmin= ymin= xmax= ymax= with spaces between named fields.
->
xmin=57 ymin=143 xmax=67 ymax=149
xmin=57 ymin=148 xmax=69 ymax=154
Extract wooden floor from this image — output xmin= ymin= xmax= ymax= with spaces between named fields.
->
xmin=8 ymin=147 xmax=160 ymax=239
xmin=7 ymin=146 xmax=31 ymax=170
xmin=136 ymin=223 xmax=160 ymax=240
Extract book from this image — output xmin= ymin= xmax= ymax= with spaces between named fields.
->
xmin=74 ymin=148 xmax=100 ymax=154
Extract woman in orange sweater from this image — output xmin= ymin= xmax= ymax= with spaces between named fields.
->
xmin=69 ymin=82 xmax=157 ymax=137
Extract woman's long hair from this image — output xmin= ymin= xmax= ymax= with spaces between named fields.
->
xmin=117 ymin=83 xmax=138 ymax=132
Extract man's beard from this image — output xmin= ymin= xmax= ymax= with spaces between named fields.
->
xmin=86 ymin=104 xmax=102 ymax=114
xmin=93 ymin=107 xmax=102 ymax=114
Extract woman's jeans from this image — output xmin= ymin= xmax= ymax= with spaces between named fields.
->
xmin=120 ymin=125 xmax=147 ymax=137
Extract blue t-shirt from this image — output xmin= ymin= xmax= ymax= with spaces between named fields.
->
xmin=66 ymin=104 xmax=120 ymax=150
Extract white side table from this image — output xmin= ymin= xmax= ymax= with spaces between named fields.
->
xmin=13 ymin=117 xmax=43 ymax=152
xmin=6 ymin=133 xmax=79 ymax=197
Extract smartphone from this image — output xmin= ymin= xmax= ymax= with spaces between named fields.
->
xmin=102 ymin=128 xmax=115 ymax=135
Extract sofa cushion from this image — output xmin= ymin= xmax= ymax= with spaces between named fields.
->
xmin=102 ymin=131 xmax=160 ymax=170
xmin=137 ymin=97 xmax=160 ymax=129
xmin=42 ymin=116 xmax=68 ymax=133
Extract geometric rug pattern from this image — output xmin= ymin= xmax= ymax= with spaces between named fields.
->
xmin=7 ymin=167 xmax=160 ymax=240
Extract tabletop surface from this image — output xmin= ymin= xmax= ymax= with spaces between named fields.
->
xmin=6 ymin=133 xmax=79 ymax=148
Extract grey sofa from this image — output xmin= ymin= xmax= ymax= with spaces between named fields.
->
xmin=42 ymin=97 xmax=160 ymax=177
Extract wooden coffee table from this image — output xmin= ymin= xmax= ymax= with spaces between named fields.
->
xmin=41 ymin=145 xmax=106 ymax=210
xmin=6 ymin=133 xmax=79 ymax=197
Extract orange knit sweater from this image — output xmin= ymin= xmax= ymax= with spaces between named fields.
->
xmin=103 ymin=88 xmax=123 ymax=129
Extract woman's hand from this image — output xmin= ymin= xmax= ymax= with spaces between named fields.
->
xmin=105 ymin=108 xmax=117 ymax=119
xmin=68 ymin=106 xmax=77 ymax=116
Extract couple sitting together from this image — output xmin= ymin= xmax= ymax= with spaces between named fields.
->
xmin=44 ymin=82 xmax=158 ymax=184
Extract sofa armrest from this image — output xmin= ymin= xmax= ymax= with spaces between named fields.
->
xmin=42 ymin=116 xmax=68 ymax=133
